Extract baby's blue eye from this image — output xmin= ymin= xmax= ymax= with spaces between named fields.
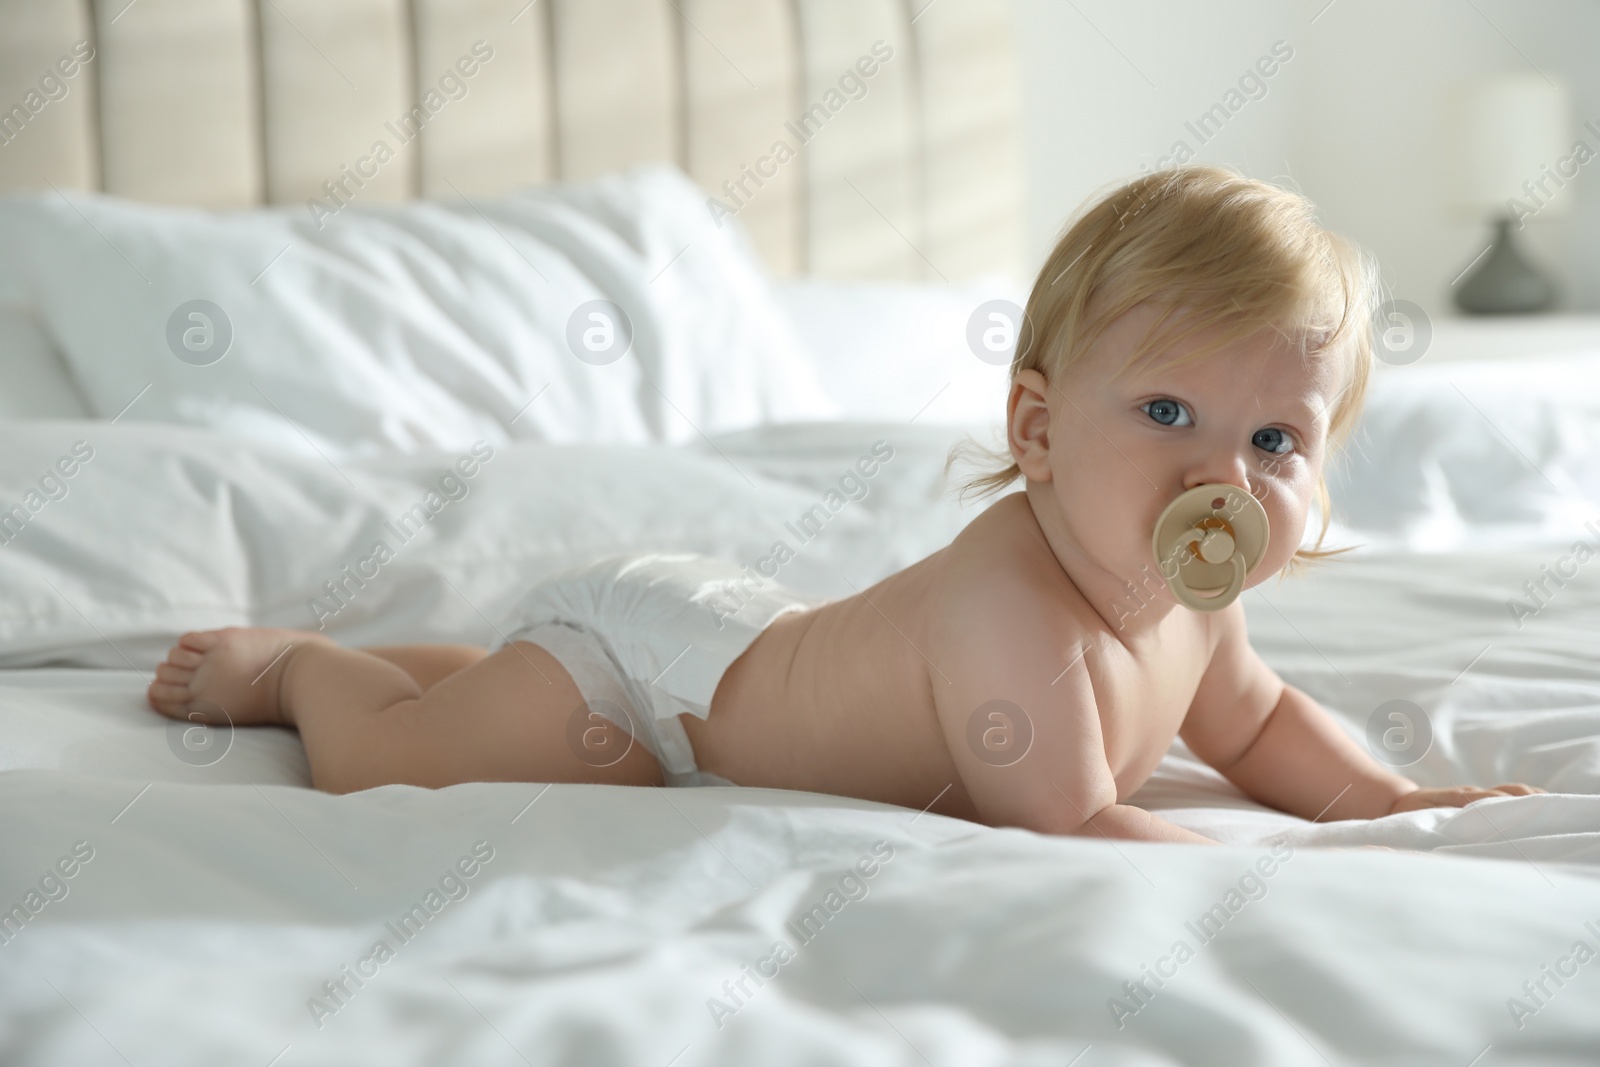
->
xmin=1253 ymin=428 xmax=1292 ymax=455
xmin=1143 ymin=399 xmax=1192 ymax=427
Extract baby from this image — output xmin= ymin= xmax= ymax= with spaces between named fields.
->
xmin=147 ymin=166 xmax=1543 ymax=844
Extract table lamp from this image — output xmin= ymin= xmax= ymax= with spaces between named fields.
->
xmin=1451 ymin=73 xmax=1571 ymax=314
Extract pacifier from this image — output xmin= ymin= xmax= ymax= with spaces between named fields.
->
xmin=1150 ymin=484 xmax=1270 ymax=612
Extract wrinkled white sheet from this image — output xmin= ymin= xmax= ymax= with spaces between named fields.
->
xmin=0 ymin=420 xmax=976 ymax=667
xmin=3 ymin=400 xmax=1600 ymax=1062
xmin=3 ymin=758 xmax=1599 ymax=1066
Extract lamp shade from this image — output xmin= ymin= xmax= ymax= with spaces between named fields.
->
xmin=1453 ymin=74 xmax=1572 ymax=218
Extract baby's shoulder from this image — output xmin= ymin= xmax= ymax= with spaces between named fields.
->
xmin=926 ymin=494 xmax=1090 ymax=649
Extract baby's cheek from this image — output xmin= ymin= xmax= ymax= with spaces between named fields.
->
xmin=1242 ymin=472 xmax=1291 ymax=540
xmin=1266 ymin=483 xmax=1316 ymax=558
xmin=1274 ymin=506 xmax=1308 ymax=559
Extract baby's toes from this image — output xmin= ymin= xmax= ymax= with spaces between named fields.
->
xmin=166 ymin=646 xmax=205 ymax=669
xmin=147 ymin=680 xmax=193 ymax=715
xmin=155 ymin=662 xmax=194 ymax=685
xmin=177 ymin=630 xmax=224 ymax=653
xmin=1491 ymin=783 xmax=1543 ymax=796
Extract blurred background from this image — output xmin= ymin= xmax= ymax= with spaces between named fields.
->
xmin=4 ymin=0 xmax=1597 ymax=330
xmin=1015 ymin=0 xmax=1598 ymax=320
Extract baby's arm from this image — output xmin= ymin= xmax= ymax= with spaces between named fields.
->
xmin=930 ymin=586 xmax=1216 ymax=844
xmin=1179 ymin=605 xmax=1544 ymax=821
xmin=1182 ymin=605 xmax=1416 ymax=820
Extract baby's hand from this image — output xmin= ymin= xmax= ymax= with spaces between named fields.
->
xmin=1388 ymin=783 xmax=1547 ymax=815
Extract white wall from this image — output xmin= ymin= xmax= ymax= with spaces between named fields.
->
xmin=1011 ymin=0 xmax=1600 ymax=319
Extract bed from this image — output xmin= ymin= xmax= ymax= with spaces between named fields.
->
xmin=4 ymin=2 xmax=1600 ymax=1065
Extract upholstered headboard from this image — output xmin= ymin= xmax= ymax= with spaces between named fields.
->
xmin=0 ymin=0 xmax=1021 ymax=281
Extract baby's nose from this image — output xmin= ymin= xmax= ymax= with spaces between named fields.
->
xmin=1181 ymin=451 xmax=1253 ymax=494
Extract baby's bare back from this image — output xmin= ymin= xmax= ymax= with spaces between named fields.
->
xmin=683 ymin=493 xmax=1219 ymax=829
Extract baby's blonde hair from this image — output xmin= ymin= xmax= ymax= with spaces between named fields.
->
xmin=959 ymin=164 xmax=1383 ymax=572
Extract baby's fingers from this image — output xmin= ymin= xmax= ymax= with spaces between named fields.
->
xmin=1415 ymin=786 xmax=1503 ymax=810
xmin=1389 ymin=785 xmax=1542 ymax=814
xmin=1449 ymin=787 xmax=1507 ymax=807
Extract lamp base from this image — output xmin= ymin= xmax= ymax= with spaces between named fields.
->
xmin=1453 ymin=217 xmax=1557 ymax=314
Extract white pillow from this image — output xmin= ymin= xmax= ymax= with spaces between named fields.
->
xmin=773 ymin=276 xmax=1025 ymax=426
xmin=1327 ymin=352 xmax=1600 ymax=549
xmin=0 ymin=301 xmax=90 ymax=419
xmin=0 ymin=166 xmax=836 ymax=458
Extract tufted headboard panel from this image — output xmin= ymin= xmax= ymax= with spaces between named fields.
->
xmin=0 ymin=0 xmax=1022 ymax=280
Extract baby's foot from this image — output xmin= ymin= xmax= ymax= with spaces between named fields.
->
xmin=147 ymin=628 xmax=331 ymax=727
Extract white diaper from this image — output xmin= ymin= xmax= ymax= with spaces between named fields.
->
xmin=490 ymin=554 xmax=814 ymax=787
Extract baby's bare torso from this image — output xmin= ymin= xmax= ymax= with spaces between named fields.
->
xmin=681 ymin=494 xmax=1220 ymax=824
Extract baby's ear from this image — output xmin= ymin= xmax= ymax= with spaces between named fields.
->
xmin=1008 ymin=369 xmax=1053 ymax=482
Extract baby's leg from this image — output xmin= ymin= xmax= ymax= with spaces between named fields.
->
xmin=148 ymin=629 xmax=663 ymax=793
xmin=362 ymin=644 xmax=487 ymax=690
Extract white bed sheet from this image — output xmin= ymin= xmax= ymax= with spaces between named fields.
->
xmin=3 ymin=766 xmax=1597 ymax=1067
xmin=4 ymin=403 xmax=1600 ymax=1063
